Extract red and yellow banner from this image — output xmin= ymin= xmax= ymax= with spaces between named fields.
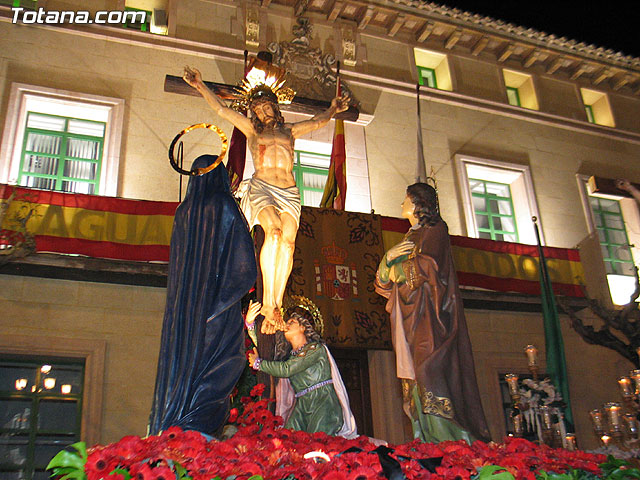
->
xmin=381 ymin=216 xmax=584 ymax=297
xmin=0 ymin=185 xmax=585 ymax=297
xmin=1 ymin=185 xmax=177 ymax=262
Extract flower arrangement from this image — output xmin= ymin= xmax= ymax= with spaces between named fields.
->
xmin=47 ymin=384 xmax=631 ymax=480
xmin=517 ymin=378 xmax=568 ymax=443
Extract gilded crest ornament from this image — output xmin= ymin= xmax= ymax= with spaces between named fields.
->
xmin=267 ymin=17 xmax=355 ymax=102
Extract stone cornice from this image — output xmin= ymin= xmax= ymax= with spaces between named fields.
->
xmin=388 ymin=0 xmax=640 ymax=71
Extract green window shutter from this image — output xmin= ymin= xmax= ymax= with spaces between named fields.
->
xmin=469 ymin=178 xmax=519 ymax=242
xmin=0 ymin=357 xmax=84 ymax=480
xmin=293 ymin=151 xmax=330 ymax=207
xmin=18 ymin=113 xmax=104 ymax=195
xmin=417 ymin=66 xmax=438 ymax=89
xmin=506 ymin=87 xmax=521 ymax=107
xmin=0 ymin=0 xmax=36 ymax=8
xmin=585 ymin=104 xmax=595 ymax=124
xmin=124 ymin=7 xmax=151 ymax=32
xmin=589 ymin=196 xmax=635 ymax=276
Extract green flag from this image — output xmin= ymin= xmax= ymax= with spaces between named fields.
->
xmin=534 ymin=218 xmax=574 ymax=428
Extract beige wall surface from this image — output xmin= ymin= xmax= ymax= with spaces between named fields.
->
xmin=0 ymin=270 xmax=625 ymax=449
xmin=536 ymin=77 xmax=585 ymax=120
xmin=0 ymin=274 xmax=165 ymax=444
xmin=449 ymin=56 xmax=505 ymax=103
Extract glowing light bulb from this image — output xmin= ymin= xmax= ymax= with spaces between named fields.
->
xmin=61 ymin=384 xmax=72 ymax=394
xmin=44 ymin=378 xmax=56 ymax=390
xmin=15 ymin=378 xmax=27 ymax=390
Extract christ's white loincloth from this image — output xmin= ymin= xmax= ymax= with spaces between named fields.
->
xmin=237 ymin=176 xmax=301 ymax=229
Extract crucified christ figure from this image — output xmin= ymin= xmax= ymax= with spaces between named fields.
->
xmin=183 ymin=65 xmax=349 ymax=333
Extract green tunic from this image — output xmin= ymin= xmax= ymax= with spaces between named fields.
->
xmin=259 ymin=342 xmax=343 ymax=435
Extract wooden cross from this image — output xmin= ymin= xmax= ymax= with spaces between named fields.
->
xmin=164 ymin=75 xmax=359 ymax=121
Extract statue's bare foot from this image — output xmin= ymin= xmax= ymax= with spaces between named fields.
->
xmin=260 ymin=307 xmax=276 ymax=334
xmin=273 ymin=308 xmax=286 ymax=331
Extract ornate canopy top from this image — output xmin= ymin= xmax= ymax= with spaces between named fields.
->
xmin=231 ymin=56 xmax=296 ymax=112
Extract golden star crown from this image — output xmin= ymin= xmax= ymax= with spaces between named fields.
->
xmin=231 ymin=57 xmax=296 ymax=112
xmin=283 ymin=295 xmax=324 ymax=337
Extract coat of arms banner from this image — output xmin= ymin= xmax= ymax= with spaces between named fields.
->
xmin=285 ymin=207 xmax=392 ymax=350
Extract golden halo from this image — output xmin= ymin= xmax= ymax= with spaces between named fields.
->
xmin=168 ymin=123 xmax=228 ymax=176
xmin=282 ymin=295 xmax=324 ymax=337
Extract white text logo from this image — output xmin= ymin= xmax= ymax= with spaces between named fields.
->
xmin=11 ymin=7 xmax=146 ymax=26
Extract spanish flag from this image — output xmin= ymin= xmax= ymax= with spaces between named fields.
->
xmin=320 ymin=84 xmax=347 ymax=210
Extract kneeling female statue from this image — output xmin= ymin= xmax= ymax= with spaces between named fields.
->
xmin=247 ymin=299 xmax=357 ymax=438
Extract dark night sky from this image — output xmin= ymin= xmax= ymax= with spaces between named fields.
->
xmin=432 ymin=1 xmax=640 ymax=59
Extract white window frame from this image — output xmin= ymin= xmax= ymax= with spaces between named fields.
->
xmin=0 ymin=83 xmax=125 ymax=197
xmin=502 ymin=69 xmax=539 ymax=111
xmin=413 ymin=47 xmax=453 ymax=91
xmin=579 ymin=88 xmax=615 ymax=127
xmin=576 ymin=174 xmax=639 ymax=305
xmin=455 ymin=155 xmax=543 ymax=245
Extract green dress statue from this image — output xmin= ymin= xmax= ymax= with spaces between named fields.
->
xmin=259 ymin=342 xmax=344 ymax=435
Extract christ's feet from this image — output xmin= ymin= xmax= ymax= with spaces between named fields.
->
xmin=259 ymin=306 xmax=285 ymax=334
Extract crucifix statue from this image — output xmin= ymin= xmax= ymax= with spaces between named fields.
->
xmin=183 ymin=57 xmax=349 ymax=333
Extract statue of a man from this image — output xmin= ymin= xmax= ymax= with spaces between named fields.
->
xmin=183 ymin=63 xmax=348 ymax=333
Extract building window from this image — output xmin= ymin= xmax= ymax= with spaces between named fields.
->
xmin=125 ymin=0 xmax=169 ymax=35
xmin=506 ymin=86 xmax=521 ymax=107
xmin=0 ymin=0 xmax=37 ymax=9
xmin=580 ymin=88 xmax=615 ymax=127
xmin=503 ymin=70 xmax=539 ymax=110
xmin=589 ymin=196 xmax=635 ymax=276
xmin=0 ymin=356 xmax=84 ymax=480
xmin=584 ymin=105 xmax=595 ymax=124
xmin=0 ymin=84 xmax=124 ymax=197
xmin=414 ymin=48 xmax=453 ymax=91
xmin=417 ymin=67 xmax=437 ymax=89
xmin=123 ymin=7 xmax=151 ymax=32
xmin=293 ymin=150 xmax=330 ymax=207
xmin=456 ymin=155 xmax=542 ymax=245
xmin=469 ymin=178 xmax=518 ymax=242
xmin=18 ymin=113 xmax=104 ymax=194
xmin=577 ymin=175 xmax=639 ymax=305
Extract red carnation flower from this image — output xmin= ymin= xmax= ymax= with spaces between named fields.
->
xmin=129 ymin=462 xmax=154 ymax=480
xmin=229 ymin=408 xmax=239 ymax=423
xmin=250 ymin=383 xmax=266 ymax=397
xmin=236 ymin=460 xmax=264 ymax=476
xmin=85 ymin=449 xmax=115 ymax=480
xmin=159 ymin=425 xmax=183 ymax=440
xmin=107 ymin=474 xmax=127 ymax=480
xmin=320 ymin=470 xmax=348 ymax=480
xmin=150 ymin=465 xmax=175 ymax=480
xmin=436 ymin=464 xmax=473 ymax=479
xmin=257 ymin=410 xmax=273 ymax=424
xmin=347 ymin=465 xmax=380 ymax=480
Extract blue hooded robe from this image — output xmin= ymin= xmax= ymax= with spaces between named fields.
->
xmin=149 ymin=155 xmax=257 ymax=436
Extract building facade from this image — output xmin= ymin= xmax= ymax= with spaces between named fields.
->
xmin=1 ymin=0 xmax=640 ymax=473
